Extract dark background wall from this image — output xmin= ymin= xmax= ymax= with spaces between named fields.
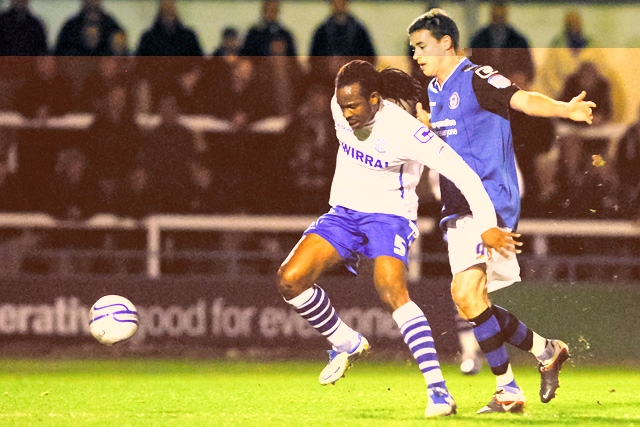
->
xmin=0 ymin=274 xmax=637 ymax=363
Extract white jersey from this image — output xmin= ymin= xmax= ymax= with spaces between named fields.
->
xmin=329 ymin=96 xmax=497 ymax=232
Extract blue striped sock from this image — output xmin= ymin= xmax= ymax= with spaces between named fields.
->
xmin=492 ymin=305 xmax=534 ymax=351
xmin=293 ymin=285 xmax=341 ymax=337
xmin=393 ymin=301 xmax=445 ymax=387
xmin=286 ymin=285 xmax=360 ymax=352
xmin=470 ymin=307 xmax=510 ymax=377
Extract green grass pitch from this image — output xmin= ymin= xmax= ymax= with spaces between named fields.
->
xmin=0 ymin=358 xmax=638 ymax=427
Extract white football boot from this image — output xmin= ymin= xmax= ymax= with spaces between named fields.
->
xmin=425 ymin=386 xmax=457 ymax=418
xmin=318 ymin=334 xmax=370 ymax=385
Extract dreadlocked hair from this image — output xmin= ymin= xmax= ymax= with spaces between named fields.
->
xmin=378 ymin=67 xmax=423 ymax=106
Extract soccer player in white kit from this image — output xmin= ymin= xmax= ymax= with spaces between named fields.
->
xmin=277 ymin=60 xmax=520 ymax=418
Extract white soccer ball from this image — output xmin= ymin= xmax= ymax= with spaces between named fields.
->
xmin=89 ymin=295 xmax=139 ymax=346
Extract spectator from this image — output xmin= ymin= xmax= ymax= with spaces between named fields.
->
xmin=0 ymin=0 xmax=48 ymax=109
xmin=261 ymin=31 xmax=305 ymax=116
xmin=174 ymin=64 xmax=206 ymax=115
xmin=14 ymin=55 xmax=74 ymax=120
xmin=87 ymin=83 xmax=140 ymax=205
xmin=277 ymin=83 xmax=336 ymax=215
xmin=510 ymin=110 xmax=556 ymax=217
xmin=206 ymin=57 xmax=279 ymax=129
xmin=536 ymin=9 xmax=599 ymax=99
xmin=116 ymin=163 xmax=162 ymax=220
xmin=468 ymin=1 xmax=535 ymax=88
xmin=0 ymin=154 xmax=27 ymax=212
xmin=109 ymin=29 xmax=129 ymax=56
xmin=78 ymin=55 xmax=131 ymax=112
xmin=134 ymin=0 xmax=204 ymax=112
xmin=557 ymin=61 xmax=615 ymax=217
xmin=212 ymin=26 xmax=241 ymax=57
xmin=615 ymin=104 xmax=640 ymax=219
xmin=44 ymin=146 xmax=98 ymax=221
xmin=0 ymin=0 xmax=48 ymax=56
xmin=54 ymin=0 xmax=123 ymax=56
xmin=135 ymin=89 xmax=194 ymax=212
xmin=308 ymin=0 xmax=376 ymax=88
xmin=177 ymin=155 xmax=226 ymax=214
xmin=54 ymin=0 xmax=125 ymax=109
xmin=136 ymin=0 xmax=203 ymax=57
xmin=240 ymin=0 xmax=302 ymax=115
xmin=240 ymin=0 xmax=297 ymax=57
xmin=202 ymin=27 xmax=242 ymax=117
xmin=561 ymin=62 xmax=613 ymax=126
xmin=202 ymin=27 xmax=242 ymax=112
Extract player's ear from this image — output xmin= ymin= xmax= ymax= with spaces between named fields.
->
xmin=442 ymin=35 xmax=453 ymax=51
xmin=371 ymin=92 xmax=380 ymax=105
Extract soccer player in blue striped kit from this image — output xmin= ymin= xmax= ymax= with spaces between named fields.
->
xmin=277 ymin=60 xmax=521 ymax=418
xmin=407 ymin=9 xmax=596 ymax=414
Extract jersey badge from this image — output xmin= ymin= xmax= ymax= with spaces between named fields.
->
xmin=414 ymin=126 xmax=434 ymax=144
xmin=488 ymin=74 xmax=512 ymax=89
xmin=375 ymin=138 xmax=387 ymax=153
xmin=449 ymin=92 xmax=460 ymax=109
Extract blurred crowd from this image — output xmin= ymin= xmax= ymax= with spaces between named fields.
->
xmin=0 ymin=0 xmax=639 ymax=224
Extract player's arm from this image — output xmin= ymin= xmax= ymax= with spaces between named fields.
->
xmin=510 ymin=89 xmax=596 ymax=124
xmin=411 ymin=129 xmax=521 ymax=256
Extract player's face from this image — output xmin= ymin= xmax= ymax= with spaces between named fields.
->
xmin=410 ymin=29 xmax=450 ymax=78
xmin=336 ymin=82 xmax=379 ymax=130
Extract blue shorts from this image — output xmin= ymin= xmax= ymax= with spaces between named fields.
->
xmin=304 ymin=206 xmax=419 ymax=275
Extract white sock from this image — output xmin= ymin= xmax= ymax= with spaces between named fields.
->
xmin=531 ymin=332 xmax=548 ymax=359
xmin=393 ymin=301 xmax=446 ymax=387
xmin=329 ymin=322 xmax=361 ymax=353
xmin=284 ymin=286 xmax=315 ymax=308
xmin=496 ymin=364 xmax=516 ymax=389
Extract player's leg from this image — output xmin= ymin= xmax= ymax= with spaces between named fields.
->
xmin=448 ymin=232 xmax=526 ymax=376
xmin=488 ymin=251 xmax=571 ymax=403
xmin=373 ymin=256 xmax=456 ymax=417
xmin=452 ymin=268 xmax=526 ymax=414
xmin=372 ymin=255 xmax=456 ymax=417
xmin=278 ymin=232 xmax=342 ymax=300
xmin=491 ymin=304 xmax=569 ymax=402
xmin=446 ymin=216 xmax=524 ymax=413
xmin=362 ymin=212 xmax=456 ymax=418
xmin=278 ymin=211 xmax=368 ymax=385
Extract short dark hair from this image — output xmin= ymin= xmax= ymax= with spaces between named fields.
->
xmin=335 ymin=59 xmax=381 ymax=98
xmin=407 ymin=8 xmax=460 ymax=51
xmin=222 ymin=27 xmax=238 ymax=39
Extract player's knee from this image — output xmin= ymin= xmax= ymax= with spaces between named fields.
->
xmin=277 ymin=264 xmax=310 ymax=298
xmin=450 ymin=280 xmax=473 ymax=307
xmin=375 ymin=282 xmax=410 ymax=312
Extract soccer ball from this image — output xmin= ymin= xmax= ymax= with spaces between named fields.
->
xmin=89 ymin=295 xmax=139 ymax=346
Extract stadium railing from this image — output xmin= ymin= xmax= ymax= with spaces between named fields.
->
xmin=0 ymin=111 xmax=290 ymax=133
xmin=1 ymin=212 xmax=639 ymax=282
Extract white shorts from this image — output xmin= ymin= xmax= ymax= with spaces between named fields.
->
xmin=445 ymin=215 xmax=521 ymax=292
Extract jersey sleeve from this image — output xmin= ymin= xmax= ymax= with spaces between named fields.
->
xmin=330 ymin=94 xmax=341 ymax=122
xmin=471 ymin=67 xmax=520 ymax=119
xmin=407 ymin=125 xmax=498 ymax=233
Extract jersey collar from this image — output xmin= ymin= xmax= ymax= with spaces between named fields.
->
xmin=433 ymin=57 xmax=469 ymax=92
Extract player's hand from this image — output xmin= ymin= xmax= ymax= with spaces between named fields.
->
xmin=480 ymin=228 xmax=522 ymax=258
xmin=416 ymin=102 xmax=432 ymax=128
xmin=568 ymin=91 xmax=597 ymax=124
